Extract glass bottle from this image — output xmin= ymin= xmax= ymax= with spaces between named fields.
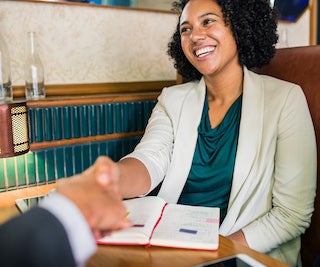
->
xmin=25 ymin=31 xmax=46 ymax=100
xmin=0 ymin=32 xmax=13 ymax=102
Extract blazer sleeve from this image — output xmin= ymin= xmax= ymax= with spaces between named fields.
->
xmin=0 ymin=207 xmax=76 ymax=267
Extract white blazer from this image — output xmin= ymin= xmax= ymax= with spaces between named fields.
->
xmin=125 ymin=68 xmax=317 ymax=266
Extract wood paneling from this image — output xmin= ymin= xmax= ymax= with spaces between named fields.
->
xmin=13 ymin=81 xmax=175 ymax=99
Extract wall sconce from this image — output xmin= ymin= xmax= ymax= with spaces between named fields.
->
xmin=0 ymin=101 xmax=29 ymax=158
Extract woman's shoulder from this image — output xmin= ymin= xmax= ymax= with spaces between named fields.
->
xmin=246 ymin=69 xmax=308 ymax=110
xmin=247 ymin=68 xmax=303 ymax=94
xmin=158 ymin=79 xmax=202 ymax=102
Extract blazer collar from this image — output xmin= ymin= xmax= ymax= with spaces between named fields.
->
xmin=229 ymin=67 xmax=265 ymax=203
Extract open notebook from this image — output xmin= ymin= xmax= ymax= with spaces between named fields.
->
xmin=98 ymin=196 xmax=220 ymax=250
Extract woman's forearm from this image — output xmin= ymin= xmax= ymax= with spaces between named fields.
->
xmin=117 ymin=157 xmax=151 ymax=199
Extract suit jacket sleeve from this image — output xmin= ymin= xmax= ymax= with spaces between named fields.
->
xmin=0 ymin=207 xmax=76 ymax=267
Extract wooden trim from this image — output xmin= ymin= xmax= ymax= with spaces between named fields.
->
xmin=310 ymin=0 xmax=318 ymax=45
xmin=30 ymin=131 xmax=144 ymax=150
xmin=13 ymin=80 xmax=175 ymax=99
xmin=26 ymin=91 xmax=160 ymax=108
xmin=10 ymin=0 xmax=179 ymax=14
xmin=0 ymin=183 xmax=57 ymax=208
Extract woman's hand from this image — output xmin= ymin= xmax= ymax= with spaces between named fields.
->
xmin=227 ymin=230 xmax=249 ymax=247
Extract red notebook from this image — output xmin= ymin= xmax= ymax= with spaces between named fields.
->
xmin=98 ymin=196 xmax=220 ymax=250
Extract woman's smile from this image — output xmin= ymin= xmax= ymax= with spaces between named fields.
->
xmin=194 ymin=46 xmax=216 ymax=58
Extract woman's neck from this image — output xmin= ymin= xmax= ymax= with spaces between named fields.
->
xmin=204 ymin=65 xmax=244 ymax=105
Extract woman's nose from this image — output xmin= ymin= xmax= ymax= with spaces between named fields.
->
xmin=190 ymin=27 xmax=206 ymax=42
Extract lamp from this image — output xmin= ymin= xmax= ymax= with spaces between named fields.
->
xmin=0 ymin=101 xmax=29 ymax=158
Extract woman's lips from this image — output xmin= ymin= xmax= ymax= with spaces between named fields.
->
xmin=194 ymin=46 xmax=215 ymax=57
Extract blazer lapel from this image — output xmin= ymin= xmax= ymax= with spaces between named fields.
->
xmin=158 ymin=78 xmax=206 ymax=203
xmin=227 ymin=68 xmax=265 ymax=212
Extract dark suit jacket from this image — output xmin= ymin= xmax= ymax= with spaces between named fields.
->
xmin=0 ymin=207 xmax=76 ymax=267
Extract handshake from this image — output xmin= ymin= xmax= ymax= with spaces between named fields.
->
xmin=56 ymin=156 xmax=132 ymax=239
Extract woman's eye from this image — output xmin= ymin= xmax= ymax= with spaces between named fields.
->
xmin=203 ymin=18 xmax=214 ymax=26
xmin=180 ymin=27 xmax=190 ymax=34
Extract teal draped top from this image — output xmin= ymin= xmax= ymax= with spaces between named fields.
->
xmin=178 ymin=94 xmax=242 ymax=222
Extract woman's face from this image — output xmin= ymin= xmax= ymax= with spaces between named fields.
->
xmin=179 ymin=0 xmax=239 ymax=77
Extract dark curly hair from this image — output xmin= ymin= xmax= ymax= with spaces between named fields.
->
xmin=167 ymin=0 xmax=279 ymax=81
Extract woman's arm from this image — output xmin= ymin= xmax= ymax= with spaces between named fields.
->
xmin=118 ymin=157 xmax=151 ymax=199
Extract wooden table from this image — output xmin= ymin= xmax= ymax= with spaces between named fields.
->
xmin=0 ymin=205 xmax=290 ymax=267
xmin=86 ymin=236 xmax=290 ymax=267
